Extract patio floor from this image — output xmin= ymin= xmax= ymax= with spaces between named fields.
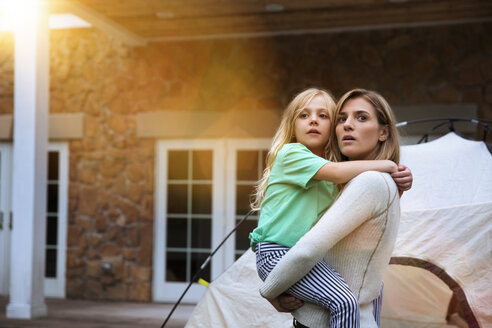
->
xmin=0 ymin=296 xmax=195 ymax=328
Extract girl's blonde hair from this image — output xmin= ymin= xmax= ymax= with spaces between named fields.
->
xmin=251 ymin=88 xmax=336 ymax=210
xmin=328 ymin=88 xmax=400 ymax=164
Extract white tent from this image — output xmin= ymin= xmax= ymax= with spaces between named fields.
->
xmin=383 ymin=132 xmax=492 ymax=327
xmin=185 ymin=133 xmax=492 ymax=328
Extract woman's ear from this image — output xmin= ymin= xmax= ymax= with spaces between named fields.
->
xmin=379 ymin=125 xmax=389 ymax=142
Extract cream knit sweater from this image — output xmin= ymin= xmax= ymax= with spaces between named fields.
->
xmin=259 ymin=171 xmax=400 ymax=328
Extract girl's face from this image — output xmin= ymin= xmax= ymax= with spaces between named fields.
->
xmin=336 ymin=97 xmax=388 ymax=160
xmin=294 ymin=95 xmax=331 ymax=157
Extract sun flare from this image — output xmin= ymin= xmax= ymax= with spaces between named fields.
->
xmin=0 ymin=0 xmax=42 ymax=31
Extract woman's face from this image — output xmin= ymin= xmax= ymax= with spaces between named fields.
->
xmin=335 ymin=97 xmax=388 ymax=160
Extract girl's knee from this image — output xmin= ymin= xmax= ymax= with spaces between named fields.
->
xmin=334 ymin=293 xmax=359 ymax=314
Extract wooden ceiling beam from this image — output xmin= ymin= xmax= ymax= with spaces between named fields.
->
xmin=50 ymin=0 xmax=492 ymax=42
xmin=110 ymin=0 xmax=492 ymax=39
xmin=71 ymin=0 xmax=417 ymax=19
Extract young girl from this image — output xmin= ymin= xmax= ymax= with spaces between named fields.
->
xmin=249 ymin=88 xmax=408 ymax=328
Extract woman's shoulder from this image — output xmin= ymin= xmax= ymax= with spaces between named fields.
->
xmin=350 ymin=171 xmax=398 ymax=196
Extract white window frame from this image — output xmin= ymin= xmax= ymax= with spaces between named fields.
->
xmin=44 ymin=142 xmax=69 ymax=298
xmin=153 ymin=139 xmax=226 ymax=302
xmin=223 ymin=139 xmax=271 ymax=268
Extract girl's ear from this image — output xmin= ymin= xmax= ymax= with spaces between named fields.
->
xmin=379 ymin=125 xmax=389 ymax=142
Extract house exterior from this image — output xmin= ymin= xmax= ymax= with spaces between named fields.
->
xmin=0 ymin=0 xmax=490 ymax=318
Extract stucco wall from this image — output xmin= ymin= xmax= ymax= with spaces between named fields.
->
xmin=0 ymin=21 xmax=490 ymax=301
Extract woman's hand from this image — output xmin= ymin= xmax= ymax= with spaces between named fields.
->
xmin=391 ymin=165 xmax=413 ymax=195
xmin=267 ymin=293 xmax=304 ymax=312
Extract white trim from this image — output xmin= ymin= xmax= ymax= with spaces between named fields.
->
xmin=224 ymin=139 xmax=270 ymax=268
xmin=44 ymin=142 xmax=68 ymax=298
xmin=211 ymin=141 xmax=227 ymax=280
xmin=0 ymin=143 xmax=12 ymax=295
xmin=49 ymin=14 xmax=92 ymax=30
xmin=153 ymin=139 xmax=226 ymax=303
xmin=0 ymin=113 xmax=84 ymax=141
xmin=50 ymin=0 xmax=146 ymax=47
xmin=137 ymin=110 xmax=280 ymax=139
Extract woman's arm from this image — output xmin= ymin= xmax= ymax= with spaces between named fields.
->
xmin=313 ymin=160 xmax=397 ymax=184
xmin=259 ymin=171 xmax=393 ymax=300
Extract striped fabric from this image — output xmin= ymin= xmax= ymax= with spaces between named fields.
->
xmin=256 ymin=242 xmax=360 ymax=328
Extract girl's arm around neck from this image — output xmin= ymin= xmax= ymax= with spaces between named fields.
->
xmin=313 ymin=160 xmax=398 ymax=184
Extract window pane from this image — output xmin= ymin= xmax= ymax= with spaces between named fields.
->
xmin=47 ymin=184 xmax=59 ymax=213
xmin=191 ymin=252 xmax=210 ymax=282
xmin=191 ymin=218 xmax=211 ymax=248
xmin=235 ymin=219 xmax=257 ymax=250
xmin=192 ymin=184 xmax=211 ymax=214
xmin=45 ymin=249 xmax=57 ymax=278
xmin=46 ymin=216 xmax=58 ymax=246
xmin=237 ymin=151 xmax=258 ymax=181
xmin=192 ymin=150 xmax=212 ymax=180
xmin=167 ymin=217 xmax=187 ymax=248
xmin=48 ymin=151 xmax=59 ymax=181
xmin=168 ymin=150 xmax=188 ymax=180
xmin=236 ymin=185 xmax=254 ymax=215
xmin=167 ymin=184 xmax=188 ymax=214
xmin=166 ymin=251 xmax=187 ymax=282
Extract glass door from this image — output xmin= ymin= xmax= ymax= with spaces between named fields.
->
xmin=0 ymin=143 xmax=12 ymax=295
xmin=224 ymin=139 xmax=270 ymax=267
xmin=153 ymin=138 xmax=271 ymax=302
xmin=153 ymin=139 xmax=226 ymax=302
xmin=0 ymin=142 xmax=68 ymax=297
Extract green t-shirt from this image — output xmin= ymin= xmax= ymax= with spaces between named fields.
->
xmin=249 ymin=143 xmax=339 ymax=250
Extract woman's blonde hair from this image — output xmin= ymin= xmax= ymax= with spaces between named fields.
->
xmin=328 ymin=88 xmax=400 ymax=164
xmin=250 ymin=88 xmax=336 ymax=210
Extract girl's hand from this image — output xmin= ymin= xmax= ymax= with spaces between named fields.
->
xmin=391 ymin=165 xmax=413 ymax=195
xmin=267 ymin=293 xmax=304 ymax=312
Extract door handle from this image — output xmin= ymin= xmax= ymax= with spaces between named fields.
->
xmin=9 ymin=211 xmax=12 ymax=230
xmin=0 ymin=211 xmax=3 ymax=230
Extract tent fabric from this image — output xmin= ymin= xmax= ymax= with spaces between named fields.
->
xmin=399 ymin=132 xmax=492 ymax=210
xmin=391 ymin=132 xmax=492 ymax=327
xmin=381 ymin=264 xmax=453 ymax=327
xmin=184 ymin=248 xmax=292 ymax=327
xmin=388 ymin=202 xmax=492 ymax=327
xmin=186 ymin=133 xmax=492 ymax=328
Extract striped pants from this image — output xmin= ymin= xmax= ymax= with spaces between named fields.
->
xmin=256 ymin=242 xmax=360 ymax=328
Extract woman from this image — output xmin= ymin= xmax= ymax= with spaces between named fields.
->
xmin=250 ymin=88 xmax=400 ymax=327
xmin=258 ymin=88 xmax=410 ymax=328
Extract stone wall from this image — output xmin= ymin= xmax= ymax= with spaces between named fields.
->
xmin=49 ymin=31 xmax=156 ymax=301
xmin=0 ymin=33 xmax=13 ymax=114
xmin=0 ymin=21 xmax=490 ymax=301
